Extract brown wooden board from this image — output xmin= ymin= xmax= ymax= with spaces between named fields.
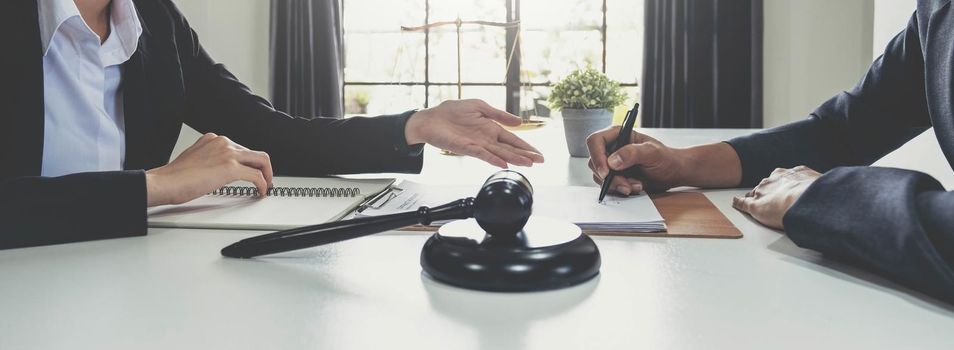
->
xmin=395 ymin=191 xmax=741 ymax=239
xmin=599 ymin=192 xmax=742 ymax=238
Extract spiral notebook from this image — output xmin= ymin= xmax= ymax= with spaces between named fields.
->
xmin=147 ymin=177 xmax=396 ymax=230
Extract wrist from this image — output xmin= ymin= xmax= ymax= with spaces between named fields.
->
xmin=678 ymin=143 xmax=744 ymax=188
xmin=670 ymin=147 xmax=695 ymax=186
xmin=405 ymin=109 xmax=431 ymax=145
xmin=145 ymin=170 xmax=168 ymax=207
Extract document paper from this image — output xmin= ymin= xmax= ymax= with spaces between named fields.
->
xmin=358 ymin=181 xmax=666 ymax=232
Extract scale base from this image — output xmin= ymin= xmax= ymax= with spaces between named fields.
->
xmin=420 ymin=217 xmax=601 ymax=292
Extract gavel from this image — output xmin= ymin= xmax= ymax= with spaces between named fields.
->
xmin=221 ymin=170 xmax=536 ymax=259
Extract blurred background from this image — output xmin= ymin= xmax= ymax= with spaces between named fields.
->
xmin=171 ymin=0 xmax=915 ymax=151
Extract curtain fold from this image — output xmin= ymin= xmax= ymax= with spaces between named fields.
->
xmin=270 ymin=0 xmax=344 ymax=119
xmin=642 ymin=0 xmax=763 ymax=128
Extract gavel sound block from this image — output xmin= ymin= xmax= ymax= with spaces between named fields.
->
xmin=222 ymin=170 xmax=601 ymax=292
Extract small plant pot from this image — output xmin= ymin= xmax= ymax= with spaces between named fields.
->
xmin=561 ymin=108 xmax=612 ymax=157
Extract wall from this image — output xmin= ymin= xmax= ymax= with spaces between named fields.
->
xmin=873 ymin=0 xmax=917 ymax=59
xmin=762 ymin=0 xmax=874 ymax=127
xmin=170 ymin=0 xmax=270 ymax=157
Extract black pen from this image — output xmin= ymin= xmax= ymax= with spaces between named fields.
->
xmin=598 ymin=102 xmax=640 ymax=203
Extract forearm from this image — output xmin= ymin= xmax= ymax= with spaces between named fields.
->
xmin=0 ymin=171 xmax=148 ymax=250
xmin=676 ymin=142 xmax=743 ymax=188
xmin=783 ymin=167 xmax=954 ymax=302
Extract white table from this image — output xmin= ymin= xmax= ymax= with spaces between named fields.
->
xmin=2 ymin=124 xmax=953 ymax=350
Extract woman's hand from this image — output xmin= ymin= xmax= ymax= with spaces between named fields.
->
xmin=145 ymin=133 xmax=273 ymax=206
xmin=404 ymin=99 xmax=545 ymax=168
xmin=732 ymin=166 xmax=821 ymax=229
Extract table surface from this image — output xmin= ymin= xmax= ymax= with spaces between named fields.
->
xmin=2 ymin=123 xmax=953 ymax=350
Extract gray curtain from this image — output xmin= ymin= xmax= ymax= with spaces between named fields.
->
xmin=270 ymin=0 xmax=344 ymax=118
xmin=642 ymin=0 xmax=763 ymax=128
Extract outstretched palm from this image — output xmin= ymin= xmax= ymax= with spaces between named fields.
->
xmin=408 ymin=100 xmax=545 ymax=168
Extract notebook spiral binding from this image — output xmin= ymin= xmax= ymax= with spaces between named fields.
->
xmin=210 ymin=186 xmax=361 ymax=198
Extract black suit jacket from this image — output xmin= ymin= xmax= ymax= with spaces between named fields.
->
xmin=0 ymin=0 xmax=423 ymax=249
xmin=728 ymin=1 xmax=954 ymax=302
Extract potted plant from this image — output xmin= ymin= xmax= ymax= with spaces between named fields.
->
xmin=345 ymin=90 xmax=370 ymax=115
xmin=549 ymin=67 xmax=628 ymax=157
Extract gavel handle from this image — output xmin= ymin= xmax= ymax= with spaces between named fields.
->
xmin=221 ymin=198 xmax=476 ymax=258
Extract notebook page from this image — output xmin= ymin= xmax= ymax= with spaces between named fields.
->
xmin=357 ymin=181 xmax=665 ymax=231
xmin=148 ymin=177 xmax=395 ymax=230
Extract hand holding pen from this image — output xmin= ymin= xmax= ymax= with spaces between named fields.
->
xmin=586 ymin=104 xmax=689 ymax=197
xmin=597 ymin=103 xmax=641 ymax=202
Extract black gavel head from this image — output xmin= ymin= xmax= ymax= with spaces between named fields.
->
xmin=473 ymin=170 xmax=534 ymax=236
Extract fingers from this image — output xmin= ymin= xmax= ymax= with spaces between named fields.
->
xmin=590 ymin=159 xmax=644 ymax=193
xmin=485 ymin=143 xmax=533 ymax=167
xmin=732 ymin=196 xmax=753 ymax=213
xmin=462 ymin=144 xmax=508 ymax=168
xmin=607 ymin=143 xmax=661 ymax=171
xmin=235 ymin=165 xmax=269 ymax=197
xmin=498 ymin=130 xmax=544 ymax=162
xmin=586 ymin=127 xmax=646 ymax=176
xmin=234 ymin=150 xmax=274 ymax=187
xmin=586 ymin=127 xmax=617 ymax=177
xmin=611 ymin=176 xmax=635 ymax=196
xmin=472 ymin=99 xmax=522 ymax=127
xmin=199 ymin=134 xmax=274 ymax=194
xmin=195 ymin=133 xmax=218 ymax=147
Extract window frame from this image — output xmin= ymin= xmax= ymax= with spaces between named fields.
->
xmin=341 ymin=0 xmax=639 ymax=115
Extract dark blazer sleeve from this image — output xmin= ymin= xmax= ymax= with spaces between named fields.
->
xmin=726 ymin=13 xmax=931 ymax=186
xmin=0 ymin=171 xmax=147 ymax=250
xmin=727 ymin=13 xmax=954 ymax=302
xmin=167 ymin=3 xmax=423 ymax=176
xmin=783 ymin=167 xmax=954 ymax=302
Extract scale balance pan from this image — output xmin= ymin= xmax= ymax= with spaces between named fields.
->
xmin=421 ymin=216 xmax=601 ymax=292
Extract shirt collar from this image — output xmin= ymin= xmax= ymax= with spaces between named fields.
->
xmin=38 ymin=0 xmax=143 ymax=58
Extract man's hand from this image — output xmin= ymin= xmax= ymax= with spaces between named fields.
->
xmin=405 ymin=99 xmax=545 ymax=168
xmin=586 ymin=126 xmax=744 ymax=195
xmin=145 ymin=133 xmax=274 ymax=206
xmin=586 ymin=126 xmax=690 ymax=195
xmin=732 ymin=166 xmax=821 ymax=229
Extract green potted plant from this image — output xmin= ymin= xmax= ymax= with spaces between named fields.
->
xmin=549 ymin=67 xmax=628 ymax=157
xmin=345 ymin=90 xmax=370 ymax=115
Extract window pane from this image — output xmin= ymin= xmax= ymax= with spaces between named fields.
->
xmin=521 ymin=30 xmax=603 ymax=84
xmin=344 ymin=33 xmax=425 ymax=82
xmin=343 ymin=0 xmax=426 ymax=83
xmin=428 ymin=86 xmax=506 ymax=109
xmin=428 ymin=0 xmax=506 ymax=23
xmin=520 ymin=0 xmax=603 ymax=31
xmin=343 ymin=0 xmax=425 ymax=32
xmin=428 ymin=28 xmax=507 ymax=83
xmin=344 ymin=85 xmax=425 ymax=117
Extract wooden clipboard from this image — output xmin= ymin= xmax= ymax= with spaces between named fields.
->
xmin=596 ymin=192 xmax=742 ymax=238
xmin=397 ymin=191 xmax=742 ymax=239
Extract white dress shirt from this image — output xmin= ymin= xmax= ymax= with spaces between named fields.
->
xmin=38 ymin=0 xmax=142 ymax=177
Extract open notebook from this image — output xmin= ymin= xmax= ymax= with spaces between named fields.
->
xmin=356 ymin=181 xmax=666 ymax=232
xmin=148 ymin=177 xmax=395 ymax=230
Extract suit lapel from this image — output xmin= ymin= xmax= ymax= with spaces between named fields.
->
xmin=922 ymin=1 xmax=954 ymax=168
xmin=122 ymin=49 xmax=149 ymax=171
xmin=0 ymin=0 xmax=44 ymax=177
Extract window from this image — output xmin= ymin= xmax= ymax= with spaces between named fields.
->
xmin=342 ymin=0 xmax=642 ymax=118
